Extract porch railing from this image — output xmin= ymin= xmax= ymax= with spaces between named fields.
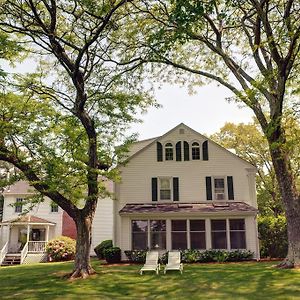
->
xmin=0 ymin=242 xmax=8 ymax=265
xmin=28 ymin=241 xmax=47 ymax=253
xmin=21 ymin=242 xmax=28 ymax=264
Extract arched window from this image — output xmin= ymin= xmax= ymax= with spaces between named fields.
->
xmin=165 ymin=143 xmax=173 ymax=161
xmin=192 ymin=142 xmax=200 ymax=160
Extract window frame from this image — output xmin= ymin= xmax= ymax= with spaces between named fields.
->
xmin=158 ymin=177 xmax=173 ymax=201
xmin=131 ymin=220 xmax=148 ymax=250
xmin=164 ymin=142 xmax=174 ymax=161
xmin=50 ymin=202 xmax=59 ymax=213
xmin=171 ymin=220 xmax=187 ymax=250
xmin=229 ymin=219 xmax=246 ymax=249
xmin=191 ymin=141 xmax=201 ymax=160
xmin=190 ymin=219 xmax=206 ymax=250
xmin=211 ymin=219 xmax=228 ymax=249
xmin=15 ymin=198 xmax=23 ymax=213
xmin=213 ymin=177 xmax=227 ymax=200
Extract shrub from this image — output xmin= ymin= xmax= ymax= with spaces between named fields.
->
xmin=124 ymin=249 xmax=253 ymax=264
xmin=103 ymin=247 xmax=121 ymax=263
xmin=94 ymin=239 xmax=113 ymax=259
xmin=124 ymin=250 xmax=147 ymax=263
xmin=258 ymin=215 xmax=288 ymax=258
xmin=46 ymin=236 xmax=76 ymax=262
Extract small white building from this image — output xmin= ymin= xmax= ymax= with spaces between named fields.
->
xmin=0 ymin=181 xmax=113 ymax=265
xmin=113 ymin=123 xmax=260 ymax=259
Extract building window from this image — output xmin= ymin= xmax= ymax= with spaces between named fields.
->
xmin=15 ymin=198 xmax=23 ymax=213
xmin=211 ymin=220 xmax=227 ymax=249
xmin=51 ymin=202 xmax=59 ymax=213
xmin=190 ymin=220 xmax=206 ymax=249
xmin=230 ymin=219 xmax=246 ymax=249
xmin=171 ymin=220 xmax=187 ymax=249
xmin=192 ymin=142 xmax=200 ymax=160
xmin=150 ymin=220 xmax=166 ymax=250
xmin=159 ymin=177 xmax=172 ymax=200
xmin=214 ymin=178 xmax=225 ymax=200
xmin=165 ymin=143 xmax=173 ymax=161
xmin=132 ymin=220 xmax=148 ymax=250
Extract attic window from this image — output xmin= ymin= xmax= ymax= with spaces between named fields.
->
xmin=179 ymin=129 xmax=185 ymax=134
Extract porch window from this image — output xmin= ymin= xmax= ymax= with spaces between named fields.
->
xmin=132 ymin=220 xmax=148 ymax=250
xmin=190 ymin=220 xmax=206 ymax=249
xmin=171 ymin=220 xmax=187 ymax=249
xmin=230 ymin=219 xmax=246 ymax=249
xmin=15 ymin=198 xmax=23 ymax=213
xmin=150 ymin=220 xmax=166 ymax=250
xmin=211 ymin=220 xmax=227 ymax=249
xmin=51 ymin=202 xmax=59 ymax=213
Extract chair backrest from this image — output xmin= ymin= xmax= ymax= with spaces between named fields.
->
xmin=145 ymin=251 xmax=159 ymax=264
xmin=168 ymin=251 xmax=181 ymax=264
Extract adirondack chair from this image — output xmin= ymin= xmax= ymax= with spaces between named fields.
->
xmin=140 ymin=251 xmax=160 ymax=275
xmin=164 ymin=251 xmax=183 ymax=274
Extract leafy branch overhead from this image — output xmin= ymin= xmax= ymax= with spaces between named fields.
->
xmin=0 ymin=0 xmax=155 ymax=278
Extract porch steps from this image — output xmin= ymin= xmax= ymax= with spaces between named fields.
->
xmin=23 ymin=253 xmax=47 ymax=264
xmin=1 ymin=254 xmax=21 ymax=266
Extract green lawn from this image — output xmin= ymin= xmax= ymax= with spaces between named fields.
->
xmin=0 ymin=260 xmax=299 ymax=300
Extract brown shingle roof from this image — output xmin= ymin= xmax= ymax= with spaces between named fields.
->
xmin=119 ymin=202 xmax=257 ymax=215
xmin=1 ymin=215 xmax=56 ymax=225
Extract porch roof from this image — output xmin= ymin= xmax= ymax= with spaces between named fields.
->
xmin=0 ymin=215 xmax=56 ymax=226
xmin=119 ymin=202 xmax=258 ymax=215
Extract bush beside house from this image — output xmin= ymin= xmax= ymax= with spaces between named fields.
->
xmin=258 ymin=215 xmax=288 ymax=258
xmin=94 ymin=240 xmax=113 ymax=259
xmin=46 ymin=236 xmax=76 ymax=262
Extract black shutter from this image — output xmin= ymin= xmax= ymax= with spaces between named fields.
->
xmin=184 ymin=141 xmax=190 ymax=161
xmin=176 ymin=141 xmax=182 ymax=161
xmin=157 ymin=142 xmax=163 ymax=162
xmin=152 ymin=177 xmax=158 ymax=201
xmin=203 ymin=141 xmax=209 ymax=161
xmin=227 ymin=176 xmax=234 ymax=200
xmin=173 ymin=177 xmax=179 ymax=201
xmin=206 ymin=177 xmax=212 ymax=200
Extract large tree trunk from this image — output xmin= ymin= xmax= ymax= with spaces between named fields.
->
xmin=70 ymin=213 xmax=95 ymax=278
xmin=268 ymin=138 xmax=300 ymax=268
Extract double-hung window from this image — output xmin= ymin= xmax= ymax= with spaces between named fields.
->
xmin=15 ymin=198 xmax=23 ymax=213
xmin=191 ymin=142 xmax=200 ymax=160
xmin=214 ymin=178 xmax=225 ymax=200
xmin=165 ymin=143 xmax=173 ymax=161
xmin=159 ymin=178 xmax=171 ymax=200
xmin=51 ymin=202 xmax=59 ymax=213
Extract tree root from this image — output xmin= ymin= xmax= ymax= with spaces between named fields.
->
xmin=66 ymin=266 xmax=97 ymax=280
xmin=276 ymin=259 xmax=296 ymax=269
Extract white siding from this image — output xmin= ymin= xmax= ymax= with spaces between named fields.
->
xmin=114 ymin=124 xmax=259 ymax=259
xmin=91 ymin=197 xmax=113 ymax=254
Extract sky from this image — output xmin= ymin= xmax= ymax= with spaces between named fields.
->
xmin=129 ymin=82 xmax=254 ymax=140
xmin=3 ymin=59 xmax=254 ymax=140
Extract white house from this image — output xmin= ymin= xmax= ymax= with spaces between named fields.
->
xmin=0 ymin=181 xmax=113 ymax=265
xmin=113 ymin=123 xmax=260 ymax=259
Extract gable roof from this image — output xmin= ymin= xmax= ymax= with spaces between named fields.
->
xmin=1 ymin=215 xmax=56 ymax=225
xmin=126 ymin=123 xmax=256 ymax=169
xmin=2 ymin=180 xmax=34 ymax=196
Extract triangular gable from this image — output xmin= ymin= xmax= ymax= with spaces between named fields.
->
xmin=125 ymin=123 xmax=256 ymax=169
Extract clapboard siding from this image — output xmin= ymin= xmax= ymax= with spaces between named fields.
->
xmin=117 ymin=125 xmax=256 ymax=207
xmin=115 ymin=124 xmax=259 ymax=260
